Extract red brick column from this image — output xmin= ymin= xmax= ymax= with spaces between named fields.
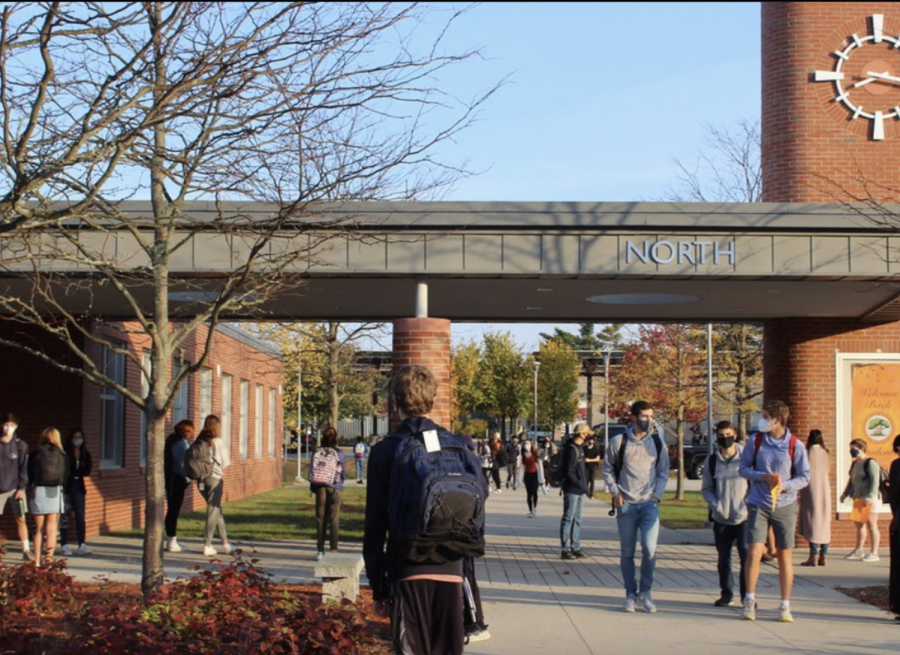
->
xmin=392 ymin=318 xmax=452 ymax=429
xmin=764 ymin=318 xmax=900 ymax=547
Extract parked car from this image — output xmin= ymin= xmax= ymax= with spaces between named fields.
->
xmin=668 ymin=439 xmax=713 ymax=480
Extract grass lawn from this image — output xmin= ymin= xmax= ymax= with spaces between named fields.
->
xmin=585 ymin=490 xmax=708 ymax=529
xmin=111 ymin=484 xmax=369 ymax=542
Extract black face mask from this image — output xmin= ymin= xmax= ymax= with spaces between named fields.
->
xmin=717 ymin=436 xmax=735 ymax=449
xmin=636 ymin=418 xmax=651 ymax=433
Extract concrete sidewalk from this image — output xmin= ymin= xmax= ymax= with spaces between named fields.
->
xmin=57 ymin=485 xmax=897 ymax=654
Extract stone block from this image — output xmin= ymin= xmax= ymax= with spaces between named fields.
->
xmin=314 ymin=553 xmax=364 ymax=603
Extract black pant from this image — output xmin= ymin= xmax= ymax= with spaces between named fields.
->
xmin=462 ymin=557 xmax=486 ymax=632
xmin=524 ymin=472 xmax=539 ymax=512
xmin=315 ymin=486 xmax=342 ymax=552
xmin=586 ymin=465 xmax=598 ymax=497
xmin=393 ymin=577 xmax=464 ymax=655
xmin=490 ymin=464 xmax=502 ymax=491
xmin=713 ymin=520 xmax=748 ymax=601
xmin=165 ymin=476 xmax=188 ymax=538
xmin=890 ymin=515 xmax=900 ymax=615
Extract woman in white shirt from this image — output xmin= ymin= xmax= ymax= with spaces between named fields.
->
xmin=198 ymin=415 xmax=234 ymax=557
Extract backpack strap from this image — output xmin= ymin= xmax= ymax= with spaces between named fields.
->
xmin=708 ymin=452 xmax=717 ymax=480
xmin=752 ymin=432 xmax=798 ymax=477
xmin=614 ymin=432 xmax=663 ymax=482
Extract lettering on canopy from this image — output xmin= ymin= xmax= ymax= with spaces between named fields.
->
xmin=624 ymin=240 xmax=736 ymax=266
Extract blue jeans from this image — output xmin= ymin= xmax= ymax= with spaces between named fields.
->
xmin=355 ymin=456 xmax=365 ymax=482
xmin=560 ymin=493 xmax=584 ymax=551
xmin=616 ymin=500 xmax=660 ymax=597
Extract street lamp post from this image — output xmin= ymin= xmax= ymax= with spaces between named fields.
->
xmin=532 ymin=360 xmax=540 ymax=437
xmin=295 ymin=358 xmax=303 ymax=481
xmin=602 ymin=347 xmax=611 ymax=457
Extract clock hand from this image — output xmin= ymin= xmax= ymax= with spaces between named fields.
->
xmin=866 ymin=71 xmax=900 ymax=84
xmin=853 ymin=76 xmax=878 ymax=88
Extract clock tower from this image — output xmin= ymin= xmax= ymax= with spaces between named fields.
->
xmin=762 ymin=2 xmax=900 ymax=202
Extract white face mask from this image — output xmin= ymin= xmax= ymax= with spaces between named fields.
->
xmin=72 ymin=438 xmax=84 ymax=447
xmin=757 ymin=418 xmax=772 ymax=433
xmin=2 ymin=424 xmax=15 ymax=437
xmin=524 ymin=443 xmax=531 ymax=451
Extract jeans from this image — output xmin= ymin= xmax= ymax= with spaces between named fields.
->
xmin=560 ymin=493 xmax=584 ymax=551
xmin=713 ymin=520 xmax=747 ymax=600
xmin=165 ymin=476 xmax=188 ymax=538
xmin=809 ymin=542 xmax=829 ymax=557
xmin=616 ymin=500 xmax=660 ymax=597
xmin=200 ymin=476 xmax=228 ymax=546
xmin=60 ymin=485 xmax=86 ymax=546
xmin=355 ymin=456 xmax=365 ymax=482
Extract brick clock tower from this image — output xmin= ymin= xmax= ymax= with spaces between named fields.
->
xmin=762 ymin=3 xmax=900 ymax=546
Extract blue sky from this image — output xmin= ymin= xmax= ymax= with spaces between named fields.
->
xmin=416 ymin=2 xmax=762 ymax=350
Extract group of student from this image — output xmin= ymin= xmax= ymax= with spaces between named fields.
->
xmin=0 ymin=413 xmax=93 ymax=566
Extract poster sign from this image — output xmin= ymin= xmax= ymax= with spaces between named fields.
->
xmin=851 ymin=362 xmax=900 ymax=470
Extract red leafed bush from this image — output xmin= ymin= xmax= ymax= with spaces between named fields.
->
xmin=71 ymin=552 xmax=386 ymax=655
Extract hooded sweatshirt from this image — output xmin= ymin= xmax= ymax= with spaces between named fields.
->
xmin=601 ymin=428 xmax=669 ymax=504
xmin=738 ymin=430 xmax=810 ymax=510
xmin=701 ymin=444 xmax=749 ymax=525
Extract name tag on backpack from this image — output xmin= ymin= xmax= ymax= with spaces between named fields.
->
xmin=423 ymin=430 xmax=441 ymax=453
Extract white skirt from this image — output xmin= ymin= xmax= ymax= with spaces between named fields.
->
xmin=30 ymin=485 xmax=65 ymax=515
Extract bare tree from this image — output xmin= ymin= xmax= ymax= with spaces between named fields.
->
xmin=0 ymin=2 xmax=499 ymax=593
xmin=665 ymin=119 xmax=764 ymax=437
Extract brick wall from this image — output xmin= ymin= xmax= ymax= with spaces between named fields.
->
xmin=761 ymin=2 xmax=900 ymax=202
xmin=1 ymin=322 xmax=283 ymax=540
xmin=764 ymin=318 xmax=899 ymax=546
xmin=391 ymin=318 xmax=452 ymax=429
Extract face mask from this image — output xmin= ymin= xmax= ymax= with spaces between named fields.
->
xmin=757 ymin=418 xmax=772 ymax=433
xmin=524 ymin=444 xmax=531 ymax=452
xmin=717 ymin=436 xmax=735 ymax=449
xmin=72 ymin=438 xmax=84 ymax=447
xmin=850 ymin=448 xmax=861 ymax=458
xmin=636 ymin=418 xmax=651 ymax=433
xmin=2 ymin=424 xmax=15 ymax=437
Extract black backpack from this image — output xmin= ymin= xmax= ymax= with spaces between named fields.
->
xmin=862 ymin=457 xmax=892 ymax=503
xmin=185 ymin=439 xmax=214 ymax=481
xmin=36 ymin=445 xmax=66 ymax=486
xmin=546 ymin=450 xmax=566 ymax=488
xmin=387 ymin=424 xmax=486 ymax=564
xmin=612 ymin=432 xmax=663 ymax=482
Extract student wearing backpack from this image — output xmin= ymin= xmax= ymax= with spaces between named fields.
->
xmin=363 ymin=364 xmax=487 ymax=655
xmin=164 ymin=420 xmax=194 ymax=553
xmin=310 ymin=426 xmax=345 ymax=561
xmin=701 ymin=421 xmax=748 ymax=607
xmin=197 ymin=415 xmax=234 ymax=557
xmin=27 ymin=427 xmax=68 ymax=567
xmin=559 ymin=424 xmax=590 ymax=559
xmin=840 ymin=438 xmax=882 ymax=563
xmin=601 ymin=401 xmax=669 ymax=613
xmin=353 ymin=435 xmax=370 ymax=485
xmin=738 ymin=400 xmax=809 ymax=623
xmin=0 ymin=412 xmax=34 ymax=562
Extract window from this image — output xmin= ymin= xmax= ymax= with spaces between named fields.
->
xmin=268 ymin=388 xmax=276 ymax=457
xmin=220 ymin=374 xmax=232 ymax=462
xmin=100 ymin=342 xmax=126 ymax=468
xmin=239 ymin=380 xmax=249 ymax=459
xmin=255 ymin=384 xmax=264 ymax=458
xmin=172 ymin=359 xmax=190 ymax=426
xmin=199 ymin=367 xmax=213 ymax=422
xmin=140 ymin=350 xmax=152 ymax=468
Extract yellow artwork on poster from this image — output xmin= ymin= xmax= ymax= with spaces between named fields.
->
xmin=851 ymin=363 xmax=900 ymax=471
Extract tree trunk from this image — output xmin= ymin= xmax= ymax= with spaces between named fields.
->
xmin=141 ymin=406 xmax=168 ymax=594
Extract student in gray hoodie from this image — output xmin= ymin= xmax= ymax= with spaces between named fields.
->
xmin=701 ymin=420 xmax=749 ymax=607
xmin=601 ymin=400 xmax=669 ymax=614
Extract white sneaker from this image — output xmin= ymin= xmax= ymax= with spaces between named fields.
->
xmin=639 ymin=592 xmax=657 ymax=613
xmin=532 ymin=508 xmax=538 ymax=518
xmin=222 ymin=543 xmax=235 ymax=554
xmin=844 ymin=549 xmax=864 ymax=560
xmin=76 ymin=543 xmax=92 ymax=556
xmin=742 ymin=598 xmax=756 ymax=621
xmin=166 ymin=538 xmax=183 ymax=553
xmin=527 ymin=511 xmax=534 ymax=518
xmin=316 ymin=551 xmax=325 ymax=561
xmin=779 ymin=604 xmax=794 ymax=623
xmin=622 ymin=596 xmax=637 ymax=613
xmin=203 ymin=545 xmax=217 ymax=557
xmin=862 ymin=553 xmax=880 ymax=562
xmin=61 ymin=545 xmax=74 ymax=557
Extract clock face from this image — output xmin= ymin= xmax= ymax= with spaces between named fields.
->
xmin=813 ymin=14 xmax=900 ymax=140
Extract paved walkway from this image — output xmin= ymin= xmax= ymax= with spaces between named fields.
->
xmin=59 ymin=484 xmax=898 ymax=654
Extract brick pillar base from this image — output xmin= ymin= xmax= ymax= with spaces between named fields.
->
xmin=764 ymin=318 xmax=900 ymax=548
xmin=392 ymin=318 xmax=451 ymax=429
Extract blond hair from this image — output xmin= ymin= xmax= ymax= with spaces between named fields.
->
xmin=40 ymin=427 xmax=62 ymax=449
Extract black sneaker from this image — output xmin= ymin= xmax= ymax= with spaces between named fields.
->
xmin=714 ymin=595 xmax=735 ymax=607
xmin=560 ymin=550 xmax=575 ymax=560
xmin=572 ymin=550 xmax=588 ymax=559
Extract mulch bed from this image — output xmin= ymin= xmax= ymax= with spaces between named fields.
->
xmin=837 ymin=584 xmax=893 ymax=613
xmin=4 ymin=582 xmax=393 ymax=655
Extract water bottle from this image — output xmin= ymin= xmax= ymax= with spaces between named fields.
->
xmin=15 ymin=496 xmax=27 ymax=518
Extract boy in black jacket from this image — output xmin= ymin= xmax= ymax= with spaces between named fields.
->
xmin=560 ymin=423 xmax=591 ymax=560
xmin=0 ymin=412 xmax=33 ymax=561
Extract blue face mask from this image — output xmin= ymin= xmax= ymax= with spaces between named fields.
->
xmin=757 ymin=418 xmax=772 ymax=433
xmin=850 ymin=448 xmax=861 ymax=459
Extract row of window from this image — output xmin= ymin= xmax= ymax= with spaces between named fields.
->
xmin=100 ymin=343 xmax=279 ymax=468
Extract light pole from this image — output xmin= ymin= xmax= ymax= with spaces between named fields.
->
xmin=602 ymin=347 xmax=611 ymax=457
xmin=532 ymin=359 xmax=540 ymax=437
xmin=295 ymin=357 xmax=303 ymax=481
